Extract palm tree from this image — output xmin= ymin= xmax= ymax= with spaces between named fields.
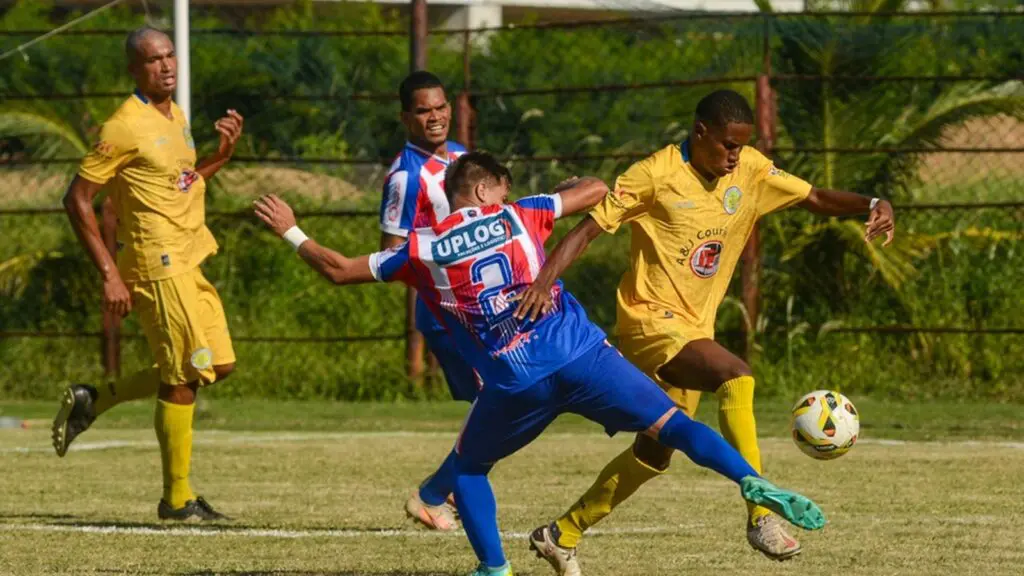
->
xmin=751 ymin=1 xmax=1024 ymax=381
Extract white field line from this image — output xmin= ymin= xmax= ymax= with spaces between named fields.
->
xmin=2 ymin=431 xmax=1023 ymax=454
xmin=0 ymin=522 xmax=687 ymax=540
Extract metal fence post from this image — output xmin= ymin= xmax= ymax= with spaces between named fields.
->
xmin=406 ymin=0 xmax=429 ymax=384
xmin=100 ymin=197 xmax=121 ymax=379
xmin=410 ymin=0 xmax=428 ymax=72
xmin=742 ymin=16 xmax=774 ymax=361
xmin=456 ymin=29 xmax=475 ymax=150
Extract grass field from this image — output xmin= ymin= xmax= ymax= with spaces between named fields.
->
xmin=2 ymin=399 xmax=1023 ymax=576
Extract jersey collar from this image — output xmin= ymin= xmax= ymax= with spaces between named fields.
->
xmin=680 ymin=139 xmax=691 ymax=163
xmin=406 ymin=141 xmax=453 ymax=164
xmin=133 ymin=88 xmax=150 ymax=104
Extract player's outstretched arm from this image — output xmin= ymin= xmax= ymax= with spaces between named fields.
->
xmin=512 ymin=215 xmax=605 ymax=321
xmin=63 ymin=175 xmax=132 ymax=317
xmin=799 ymin=187 xmax=895 ymax=246
xmin=196 ymin=110 xmax=244 ymax=181
xmin=254 ymin=194 xmax=376 ymax=285
xmin=553 ymin=176 xmax=610 ymax=216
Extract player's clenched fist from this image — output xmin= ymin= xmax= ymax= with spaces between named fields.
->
xmin=103 ymin=274 xmax=132 ymax=317
xmin=864 ymin=198 xmax=895 ymax=246
xmin=214 ymin=109 xmax=244 ymax=160
xmin=254 ymin=194 xmax=296 ymax=236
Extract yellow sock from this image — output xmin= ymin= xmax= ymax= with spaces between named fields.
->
xmin=94 ymin=366 xmax=161 ymax=416
xmin=154 ymin=399 xmax=196 ymax=509
xmin=716 ymin=375 xmax=770 ymax=524
xmin=554 ymin=446 xmax=665 ymax=548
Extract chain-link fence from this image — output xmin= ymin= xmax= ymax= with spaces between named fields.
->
xmin=2 ymin=4 xmax=1022 ymax=400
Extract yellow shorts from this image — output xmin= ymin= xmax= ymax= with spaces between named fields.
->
xmin=617 ymin=312 xmax=712 ymax=418
xmin=131 ymin=267 xmax=235 ymax=386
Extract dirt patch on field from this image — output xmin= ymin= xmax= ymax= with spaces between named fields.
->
xmin=214 ymin=167 xmax=365 ymax=202
xmin=919 ymin=115 xmax=1024 ymax=186
xmin=0 ymin=169 xmax=72 ymax=206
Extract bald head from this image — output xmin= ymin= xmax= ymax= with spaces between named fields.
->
xmin=125 ymin=26 xmax=170 ymax=64
xmin=125 ymin=27 xmax=177 ymax=100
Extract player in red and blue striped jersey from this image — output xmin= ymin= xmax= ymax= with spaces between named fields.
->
xmin=255 ymin=152 xmax=826 ymax=576
xmin=382 ymin=72 xmax=476 ymax=530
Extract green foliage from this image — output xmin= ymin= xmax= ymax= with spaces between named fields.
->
xmin=1 ymin=2 xmax=1022 ymax=401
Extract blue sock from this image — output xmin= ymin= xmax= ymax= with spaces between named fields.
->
xmin=658 ymin=410 xmax=759 ymax=483
xmin=453 ymin=459 xmax=506 ymax=569
xmin=419 ymin=449 xmax=457 ymax=506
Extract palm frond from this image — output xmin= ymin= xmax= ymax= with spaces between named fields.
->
xmin=878 ymin=81 xmax=1024 ymax=150
xmin=0 ymin=109 xmax=89 ymax=159
xmin=0 ymin=250 xmax=64 ymax=298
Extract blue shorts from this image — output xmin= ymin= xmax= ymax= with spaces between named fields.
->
xmin=423 ymin=328 xmax=481 ymax=402
xmin=455 ymin=341 xmax=676 ymax=465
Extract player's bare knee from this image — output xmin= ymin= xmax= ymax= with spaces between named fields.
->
xmin=632 ymin=433 xmax=673 ymax=471
xmin=213 ymin=362 xmax=235 ymax=381
xmin=716 ymin=360 xmax=752 ymax=386
xmin=158 ymin=382 xmax=198 ymax=405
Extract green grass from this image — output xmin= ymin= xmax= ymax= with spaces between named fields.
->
xmin=2 ymin=396 xmax=1023 ymax=440
xmin=1 ymin=399 xmax=1022 ymax=575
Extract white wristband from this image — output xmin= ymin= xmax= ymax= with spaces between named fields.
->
xmin=869 ymin=197 xmax=880 ymax=211
xmin=282 ymin=225 xmax=309 ymax=251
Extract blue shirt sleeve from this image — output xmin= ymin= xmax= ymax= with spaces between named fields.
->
xmin=512 ymin=194 xmax=563 ymax=243
xmin=368 ymin=240 xmax=415 ymax=285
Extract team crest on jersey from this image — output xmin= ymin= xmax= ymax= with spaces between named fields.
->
xmin=183 ymin=126 xmax=195 ymax=149
xmin=177 ymin=169 xmax=200 ymax=193
xmin=432 ymin=212 xmax=521 ymax=265
xmin=723 ymin=186 xmax=742 ymax=215
xmin=690 ymin=240 xmax=723 ymax=278
xmin=94 ymin=140 xmax=115 ymax=158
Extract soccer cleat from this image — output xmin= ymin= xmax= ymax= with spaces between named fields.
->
xmin=405 ymin=492 xmax=458 ymax=531
xmin=747 ymin=514 xmax=802 ymax=561
xmin=468 ymin=562 xmax=513 ymax=576
xmin=157 ymin=497 xmax=230 ymax=521
xmin=446 ymin=492 xmax=460 ymax=520
xmin=529 ymin=524 xmax=582 ymax=576
xmin=51 ymin=384 xmax=98 ymax=457
xmin=740 ymin=476 xmax=826 ymax=531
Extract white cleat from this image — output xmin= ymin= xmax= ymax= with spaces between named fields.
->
xmin=529 ymin=524 xmax=582 ymax=576
xmin=748 ymin=514 xmax=802 ymax=561
xmin=404 ymin=492 xmax=458 ymax=531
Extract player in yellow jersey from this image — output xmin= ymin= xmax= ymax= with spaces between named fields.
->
xmin=513 ymin=90 xmax=894 ymax=573
xmin=51 ymin=26 xmax=244 ymax=521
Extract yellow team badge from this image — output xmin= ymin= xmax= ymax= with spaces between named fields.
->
xmin=723 ymin=186 xmax=742 ymax=215
xmin=190 ymin=347 xmax=213 ymax=370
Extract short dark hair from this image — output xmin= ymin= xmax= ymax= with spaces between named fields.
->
xmin=695 ymin=89 xmax=754 ymax=128
xmin=125 ymin=26 xmax=168 ymax=63
xmin=399 ymin=71 xmax=446 ymax=111
xmin=444 ymin=151 xmax=513 ymax=204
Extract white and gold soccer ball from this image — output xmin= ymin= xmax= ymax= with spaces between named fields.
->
xmin=790 ymin=390 xmax=860 ymax=460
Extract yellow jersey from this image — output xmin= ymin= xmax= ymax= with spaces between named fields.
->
xmin=78 ymin=92 xmax=217 ymax=282
xmin=590 ymin=141 xmax=812 ymax=339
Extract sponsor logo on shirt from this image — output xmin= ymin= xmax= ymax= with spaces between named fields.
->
xmin=723 ymin=186 xmax=742 ymax=214
xmin=690 ymin=240 xmax=723 ymax=278
xmin=385 ymin=181 xmax=402 ymax=223
xmin=768 ymin=164 xmax=790 ymax=178
xmin=432 ymin=212 xmax=522 ymax=265
xmin=177 ymin=169 xmax=200 ymax=193
xmin=675 ymin=227 xmax=727 ymax=263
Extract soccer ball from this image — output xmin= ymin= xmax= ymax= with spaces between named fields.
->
xmin=790 ymin=390 xmax=860 ymax=460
